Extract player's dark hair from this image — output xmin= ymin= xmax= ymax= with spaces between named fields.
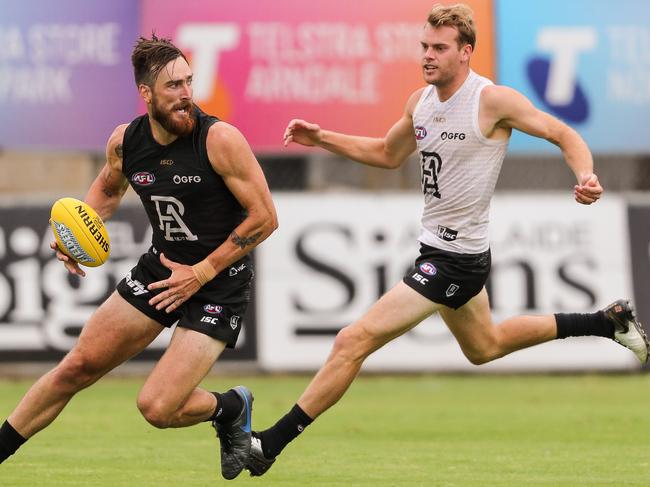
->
xmin=427 ymin=3 xmax=476 ymax=50
xmin=131 ymin=33 xmax=188 ymax=87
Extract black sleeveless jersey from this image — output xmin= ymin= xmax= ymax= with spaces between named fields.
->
xmin=122 ymin=107 xmax=251 ymax=286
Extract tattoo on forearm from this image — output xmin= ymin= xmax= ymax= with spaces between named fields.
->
xmin=101 ymin=166 xmax=115 ymax=197
xmin=115 ymin=144 xmax=123 ymax=158
xmin=230 ymin=231 xmax=262 ymax=249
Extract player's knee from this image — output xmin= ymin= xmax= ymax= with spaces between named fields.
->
xmin=464 ymin=350 xmax=491 ymax=365
xmin=462 ymin=343 xmax=500 ymax=365
xmin=136 ymin=396 xmax=172 ymax=429
xmin=52 ymin=353 xmax=102 ymax=391
xmin=332 ymin=325 xmax=373 ymax=363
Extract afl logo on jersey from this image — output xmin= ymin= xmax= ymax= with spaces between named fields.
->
xmin=419 ymin=262 xmax=437 ymax=276
xmin=414 ymin=126 xmax=427 ymax=140
xmin=203 ymin=304 xmax=223 ymax=314
xmin=132 ymin=172 xmax=155 ymax=186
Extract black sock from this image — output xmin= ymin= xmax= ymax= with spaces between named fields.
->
xmin=555 ymin=311 xmax=614 ymax=339
xmin=207 ymin=390 xmax=243 ymax=424
xmin=0 ymin=420 xmax=26 ymax=464
xmin=259 ymin=404 xmax=313 ymax=459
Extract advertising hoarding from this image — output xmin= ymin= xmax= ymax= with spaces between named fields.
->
xmin=257 ymin=193 xmax=637 ymax=371
xmin=0 ymin=204 xmax=256 ymax=361
xmin=0 ymin=193 xmax=643 ymax=371
xmin=0 ymin=0 xmax=139 ymax=150
xmin=141 ymin=0 xmax=495 ymax=152
xmin=496 ymin=0 xmax=650 ymax=153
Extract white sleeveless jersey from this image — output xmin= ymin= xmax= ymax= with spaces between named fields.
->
xmin=412 ymin=70 xmax=508 ymax=254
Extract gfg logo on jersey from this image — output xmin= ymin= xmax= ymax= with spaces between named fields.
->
xmin=527 ymin=27 xmax=596 ymax=123
xmin=419 ymin=262 xmax=437 ymax=276
xmin=204 ymin=304 xmax=223 ymax=314
xmin=440 ymin=132 xmax=465 ymax=141
xmin=414 ymin=126 xmax=427 ymax=140
xmin=132 ymin=172 xmax=155 ymax=186
xmin=173 ymin=174 xmax=202 ymax=184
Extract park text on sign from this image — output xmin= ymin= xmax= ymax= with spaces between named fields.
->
xmin=0 ymin=23 xmax=120 ymax=103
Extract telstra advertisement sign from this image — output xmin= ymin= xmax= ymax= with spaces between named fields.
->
xmin=497 ymin=0 xmax=650 ymax=154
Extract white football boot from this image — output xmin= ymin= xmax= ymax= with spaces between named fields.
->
xmin=603 ymin=299 xmax=649 ymax=364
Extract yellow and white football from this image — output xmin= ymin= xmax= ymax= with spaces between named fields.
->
xmin=50 ymin=197 xmax=110 ymax=267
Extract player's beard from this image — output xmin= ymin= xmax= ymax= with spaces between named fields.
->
xmin=151 ymin=95 xmax=196 ymax=137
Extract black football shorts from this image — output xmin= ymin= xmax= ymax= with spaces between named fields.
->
xmin=116 ymin=251 xmax=251 ymax=347
xmin=403 ymin=243 xmax=491 ymax=309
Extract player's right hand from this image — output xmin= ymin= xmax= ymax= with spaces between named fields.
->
xmin=574 ymin=173 xmax=603 ymax=205
xmin=283 ymin=119 xmax=322 ymax=147
xmin=50 ymin=241 xmax=86 ymax=277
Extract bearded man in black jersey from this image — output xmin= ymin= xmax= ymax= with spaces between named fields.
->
xmin=0 ymin=34 xmax=277 ymax=481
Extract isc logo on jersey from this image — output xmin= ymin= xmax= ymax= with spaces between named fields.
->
xmin=50 ymin=197 xmax=110 ymax=267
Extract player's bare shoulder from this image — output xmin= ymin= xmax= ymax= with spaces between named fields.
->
xmin=206 ymin=121 xmax=252 ymax=174
xmin=480 ymin=84 xmax=531 ymax=121
xmin=97 ymin=124 xmax=130 ymax=198
xmin=479 ymin=85 xmax=522 ymax=137
xmin=207 ymin=120 xmax=244 ymax=147
xmin=406 ymin=87 xmax=428 ymax=116
xmin=481 ymin=84 xmax=517 ymax=109
xmin=106 ymin=124 xmax=129 ymax=171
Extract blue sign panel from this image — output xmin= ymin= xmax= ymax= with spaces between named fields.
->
xmin=496 ymin=0 xmax=650 ymax=153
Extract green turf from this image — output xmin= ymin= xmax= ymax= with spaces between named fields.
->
xmin=1 ymin=374 xmax=650 ymax=486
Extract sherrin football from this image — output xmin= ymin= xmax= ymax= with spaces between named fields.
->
xmin=50 ymin=197 xmax=110 ymax=267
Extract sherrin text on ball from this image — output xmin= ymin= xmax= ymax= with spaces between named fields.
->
xmin=50 ymin=197 xmax=110 ymax=267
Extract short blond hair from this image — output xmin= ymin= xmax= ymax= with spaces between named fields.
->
xmin=427 ymin=3 xmax=476 ymax=50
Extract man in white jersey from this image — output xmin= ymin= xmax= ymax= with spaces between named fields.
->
xmin=239 ymin=3 xmax=650 ymax=477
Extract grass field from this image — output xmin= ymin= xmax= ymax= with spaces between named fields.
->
xmin=1 ymin=374 xmax=650 ymax=486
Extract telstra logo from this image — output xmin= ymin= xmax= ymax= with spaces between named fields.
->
xmin=176 ymin=24 xmax=240 ymax=102
xmin=527 ymin=27 xmax=596 ymax=123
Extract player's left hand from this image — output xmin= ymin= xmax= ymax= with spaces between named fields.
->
xmin=574 ymin=173 xmax=603 ymax=205
xmin=147 ymin=253 xmax=202 ymax=313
